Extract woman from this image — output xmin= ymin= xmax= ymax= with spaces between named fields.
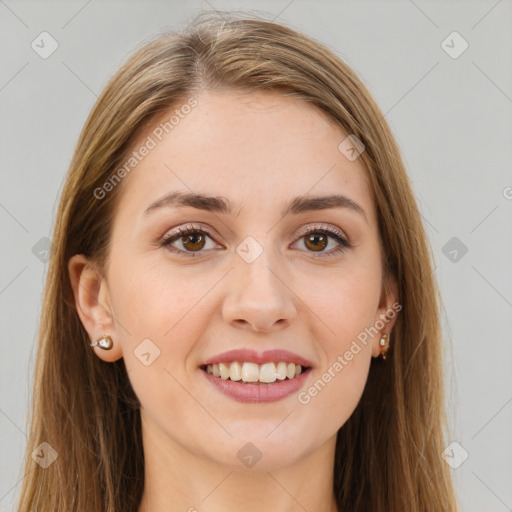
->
xmin=16 ymin=11 xmax=459 ymax=512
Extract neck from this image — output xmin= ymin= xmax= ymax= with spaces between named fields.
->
xmin=137 ymin=413 xmax=339 ymax=512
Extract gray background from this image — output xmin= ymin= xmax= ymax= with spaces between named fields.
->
xmin=1 ymin=1 xmax=511 ymax=511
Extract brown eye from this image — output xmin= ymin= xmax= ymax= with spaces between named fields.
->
xmin=160 ymin=226 xmax=219 ymax=257
xmin=160 ymin=224 xmax=351 ymax=259
xmin=294 ymin=226 xmax=351 ymax=257
xmin=181 ymin=232 xmax=206 ymax=251
xmin=304 ymin=233 xmax=328 ymax=252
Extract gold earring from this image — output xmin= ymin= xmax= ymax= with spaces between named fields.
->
xmin=90 ymin=334 xmax=113 ymax=350
xmin=379 ymin=333 xmax=390 ymax=360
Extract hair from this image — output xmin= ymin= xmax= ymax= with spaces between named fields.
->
xmin=16 ymin=10 xmax=459 ymax=512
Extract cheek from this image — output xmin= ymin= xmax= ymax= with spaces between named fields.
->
xmin=303 ymin=260 xmax=382 ymax=346
xmin=300 ymin=355 xmax=371 ymax=435
xmin=107 ymin=261 xmax=210 ymax=420
xmin=295 ymin=262 xmax=380 ymax=417
xmin=299 ymin=290 xmax=375 ymax=428
xmin=108 ymin=255 xmax=208 ymax=340
xmin=105 ymin=258 xmax=208 ymax=406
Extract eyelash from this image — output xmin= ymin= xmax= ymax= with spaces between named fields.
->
xmin=159 ymin=223 xmax=352 ymax=259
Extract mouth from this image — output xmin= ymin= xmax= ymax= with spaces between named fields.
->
xmin=200 ymin=361 xmax=310 ymax=384
xmin=199 ymin=349 xmax=313 ymax=403
xmin=200 ymin=363 xmax=312 ymax=403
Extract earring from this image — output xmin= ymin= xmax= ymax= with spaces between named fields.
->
xmin=90 ymin=334 xmax=113 ymax=350
xmin=379 ymin=333 xmax=390 ymax=360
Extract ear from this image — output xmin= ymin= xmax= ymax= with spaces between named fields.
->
xmin=68 ymin=254 xmax=123 ymax=362
xmin=371 ymin=272 xmax=400 ymax=358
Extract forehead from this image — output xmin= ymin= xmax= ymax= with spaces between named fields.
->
xmin=114 ymin=89 xmax=375 ymax=224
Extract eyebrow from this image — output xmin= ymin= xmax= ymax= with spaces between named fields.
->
xmin=143 ymin=191 xmax=368 ymax=223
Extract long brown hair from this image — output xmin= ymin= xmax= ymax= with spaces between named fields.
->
xmin=16 ymin=10 xmax=459 ymax=512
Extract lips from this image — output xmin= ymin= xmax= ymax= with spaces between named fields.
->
xmin=201 ymin=348 xmax=314 ymax=368
xmin=199 ymin=348 xmax=313 ymax=403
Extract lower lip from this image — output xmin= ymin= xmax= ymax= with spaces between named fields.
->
xmin=201 ymin=368 xmax=311 ymax=403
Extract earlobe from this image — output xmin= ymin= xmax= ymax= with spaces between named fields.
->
xmin=371 ymin=274 xmax=400 ymax=359
xmin=67 ymin=254 xmax=123 ymax=362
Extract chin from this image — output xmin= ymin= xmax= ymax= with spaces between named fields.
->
xmin=198 ymin=426 xmax=316 ymax=472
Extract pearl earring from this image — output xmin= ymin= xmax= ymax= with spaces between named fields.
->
xmin=90 ymin=334 xmax=113 ymax=350
xmin=379 ymin=333 xmax=390 ymax=360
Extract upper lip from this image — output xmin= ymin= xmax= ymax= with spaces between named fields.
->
xmin=201 ymin=349 xmax=313 ymax=368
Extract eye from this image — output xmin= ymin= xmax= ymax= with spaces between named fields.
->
xmin=159 ymin=224 xmax=220 ymax=258
xmin=292 ymin=224 xmax=351 ymax=257
xmin=159 ymin=223 xmax=352 ymax=258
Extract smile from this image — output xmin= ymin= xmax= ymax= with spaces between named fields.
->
xmin=199 ymin=347 xmax=314 ymax=403
xmin=203 ymin=361 xmax=305 ymax=383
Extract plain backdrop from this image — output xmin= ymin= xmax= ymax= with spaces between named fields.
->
xmin=1 ymin=1 xmax=511 ymax=511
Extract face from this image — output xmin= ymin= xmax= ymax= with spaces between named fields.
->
xmin=71 ymin=89 xmax=397 ymax=471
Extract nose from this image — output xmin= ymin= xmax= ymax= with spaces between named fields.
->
xmin=222 ymin=249 xmax=298 ymax=333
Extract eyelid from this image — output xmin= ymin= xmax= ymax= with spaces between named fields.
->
xmin=159 ymin=222 xmax=351 ymax=257
xmin=161 ymin=222 xmax=348 ymax=242
xmin=159 ymin=223 xmax=222 ymax=251
xmin=294 ymin=222 xmax=348 ymax=241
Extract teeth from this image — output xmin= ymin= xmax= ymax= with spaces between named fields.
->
xmin=276 ymin=362 xmax=287 ymax=380
xmin=241 ymin=362 xmax=259 ymax=382
xmin=219 ymin=363 xmax=230 ymax=380
xmin=205 ymin=361 xmax=305 ymax=383
xmin=259 ymin=362 xmax=277 ymax=383
xmin=229 ymin=361 xmax=242 ymax=381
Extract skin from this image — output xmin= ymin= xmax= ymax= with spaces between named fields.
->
xmin=69 ymin=89 xmax=398 ymax=512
